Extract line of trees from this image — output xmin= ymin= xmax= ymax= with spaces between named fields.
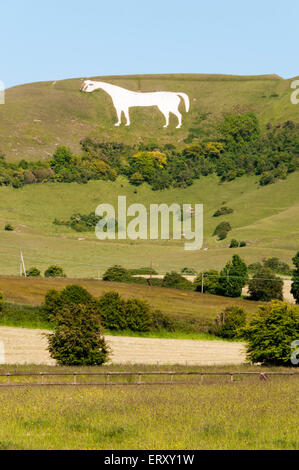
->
xmin=0 ymin=114 xmax=298 ymax=189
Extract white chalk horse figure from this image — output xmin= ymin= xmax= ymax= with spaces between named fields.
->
xmin=81 ymin=80 xmax=190 ymax=128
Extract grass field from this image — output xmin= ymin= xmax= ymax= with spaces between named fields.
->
xmin=1 ymin=73 xmax=298 ymax=162
xmin=0 ymin=172 xmax=298 ymax=278
xmin=0 ymin=276 xmax=260 ymax=329
xmin=0 ymin=364 xmax=298 ymax=450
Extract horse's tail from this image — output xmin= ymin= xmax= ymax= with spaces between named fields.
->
xmin=177 ymin=93 xmax=190 ymax=112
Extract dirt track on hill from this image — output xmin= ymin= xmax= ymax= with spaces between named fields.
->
xmin=0 ymin=327 xmax=247 ymax=366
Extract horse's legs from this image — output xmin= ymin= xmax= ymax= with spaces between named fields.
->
xmin=158 ymin=107 xmax=170 ymax=128
xmin=123 ymin=108 xmax=131 ymax=127
xmin=173 ymin=109 xmax=182 ymax=129
xmin=114 ymin=107 xmax=122 ymax=126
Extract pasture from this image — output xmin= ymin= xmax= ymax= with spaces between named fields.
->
xmin=0 ymin=364 xmax=298 ymax=450
xmin=0 ymin=73 xmax=297 ymax=162
xmin=0 ymin=276 xmax=260 ymax=328
xmin=0 ymin=173 xmax=298 ymax=279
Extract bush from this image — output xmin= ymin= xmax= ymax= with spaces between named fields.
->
xmin=124 ymin=298 xmax=153 ymax=332
xmin=129 ymin=267 xmax=158 ymax=275
xmin=229 ymin=239 xmax=239 ymax=248
xmin=263 ymin=257 xmax=292 ymax=275
xmin=239 ymin=241 xmax=247 ymax=247
xmin=213 ymin=207 xmax=234 ymax=217
xmin=0 ymin=293 xmax=3 ymax=313
xmin=44 ymin=265 xmax=66 ymax=278
xmin=181 ymin=267 xmax=197 ymax=275
xmin=242 ymin=300 xmax=299 ymax=365
xmin=4 ymin=224 xmax=14 ymax=231
xmin=291 ymin=252 xmax=299 ymax=304
xmin=102 ymin=265 xmax=132 ymax=282
xmin=1 ymin=302 xmax=49 ymax=327
xmin=213 ymin=221 xmax=232 ymax=238
xmin=162 ymin=272 xmax=193 ymax=290
xmin=248 ymin=267 xmax=283 ymax=301
xmin=26 ymin=267 xmax=41 ymax=277
xmin=151 ymin=310 xmax=176 ymax=331
xmin=47 ymin=303 xmax=109 ymax=366
xmin=215 ymin=306 xmax=247 ymax=339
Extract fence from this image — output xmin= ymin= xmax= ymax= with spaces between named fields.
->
xmin=0 ymin=370 xmax=298 ymax=387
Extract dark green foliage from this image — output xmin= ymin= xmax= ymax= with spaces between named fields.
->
xmin=162 ymin=272 xmax=193 ymax=290
xmin=98 ymin=292 xmax=127 ymax=330
xmin=102 ymin=265 xmax=132 ymax=283
xmin=53 ymin=212 xmax=117 ymax=233
xmin=263 ymin=257 xmax=292 ymax=275
xmin=213 ymin=221 xmax=232 ymax=238
xmin=151 ymin=310 xmax=176 ymax=331
xmin=213 ymin=207 xmax=234 ymax=217
xmin=47 ymin=303 xmax=109 ymax=366
xmin=43 ymin=285 xmax=93 ymax=321
xmin=124 ymin=298 xmax=152 ymax=332
xmin=129 ymin=267 xmax=158 ymax=275
xmin=26 ymin=267 xmax=41 ymax=277
xmin=248 ymin=267 xmax=283 ymax=301
xmin=0 ymin=293 xmax=3 ymax=312
xmin=181 ymin=267 xmax=197 ymax=275
xmin=44 ymin=265 xmax=66 ymax=278
xmin=217 ymin=255 xmax=248 ymax=297
xmin=229 ymin=239 xmax=239 ymax=248
xmin=248 ymin=262 xmax=263 ymax=273
xmin=239 ymin=241 xmax=247 ymax=247
xmin=0 ymin=115 xmax=298 ymax=190
xmin=215 ymin=306 xmax=247 ymax=339
xmin=291 ymin=252 xmax=299 ymax=304
xmin=242 ymin=300 xmax=299 ymax=365
xmin=219 ymin=113 xmax=260 ymax=148
xmin=4 ymin=224 xmax=14 ymax=231
xmin=194 ymin=270 xmax=220 ymax=294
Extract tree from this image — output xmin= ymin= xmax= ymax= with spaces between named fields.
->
xmin=102 ymin=265 xmax=132 ymax=283
xmin=195 ymin=270 xmax=220 ymax=294
xmin=291 ymin=252 xmax=299 ymax=304
xmin=26 ymin=267 xmax=41 ymax=277
xmin=229 ymin=239 xmax=239 ymax=248
xmin=242 ymin=300 xmax=299 ymax=365
xmin=47 ymin=303 xmax=110 ymax=366
xmin=44 ymin=265 xmax=66 ymax=278
xmin=4 ymin=224 xmax=14 ymax=231
xmin=43 ymin=285 xmax=94 ymax=321
xmin=98 ymin=291 xmax=127 ymax=330
xmin=217 ymin=255 xmax=248 ymax=297
xmin=248 ymin=267 xmax=283 ymax=301
xmin=215 ymin=306 xmax=247 ymax=339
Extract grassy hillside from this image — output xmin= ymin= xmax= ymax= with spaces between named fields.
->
xmin=1 ymin=73 xmax=298 ymax=162
xmin=0 ymin=173 xmax=298 ymax=278
xmin=0 ymin=276 xmax=259 ymax=327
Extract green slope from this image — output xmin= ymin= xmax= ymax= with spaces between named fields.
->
xmin=0 ymin=173 xmax=298 ymax=278
xmin=1 ymin=73 xmax=298 ymax=162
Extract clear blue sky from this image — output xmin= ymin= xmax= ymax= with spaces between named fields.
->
xmin=1 ymin=0 xmax=297 ymax=89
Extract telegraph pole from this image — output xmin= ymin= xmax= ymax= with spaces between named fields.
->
xmin=20 ymin=250 xmax=27 ymax=277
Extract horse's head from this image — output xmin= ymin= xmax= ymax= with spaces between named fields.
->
xmin=80 ymin=80 xmax=97 ymax=93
